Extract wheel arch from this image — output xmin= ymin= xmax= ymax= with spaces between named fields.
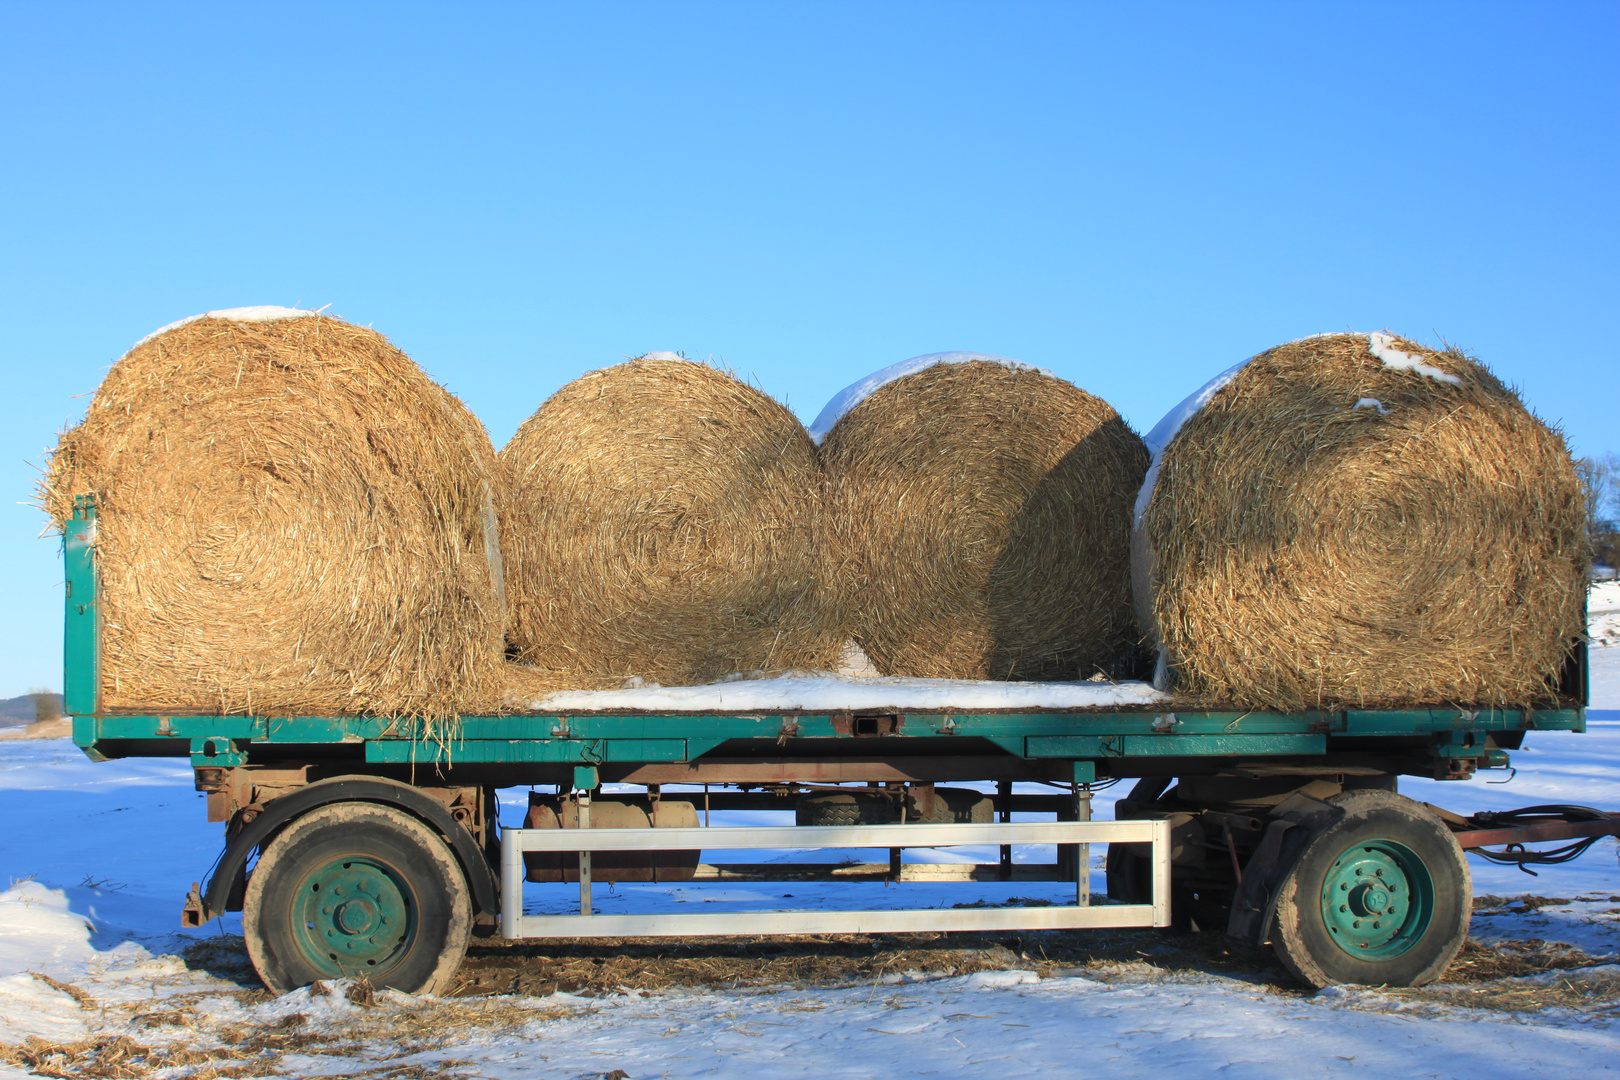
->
xmin=200 ymin=775 xmax=499 ymax=925
xmin=1226 ymin=797 xmax=1348 ymax=944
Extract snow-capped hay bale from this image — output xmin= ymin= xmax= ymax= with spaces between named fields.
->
xmin=501 ymin=356 xmax=840 ymax=685
xmin=816 ymin=355 xmax=1149 ymax=681
xmin=1134 ymin=332 xmax=1587 ymax=709
xmin=41 ymin=309 xmax=508 ymax=720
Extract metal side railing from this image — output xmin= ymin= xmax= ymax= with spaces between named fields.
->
xmin=499 ymin=817 xmax=1172 ymax=939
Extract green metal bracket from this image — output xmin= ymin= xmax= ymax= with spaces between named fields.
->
xmin=573 ymin=765 xmax=600 ymax=792
xmin=362 ymin=738 xmax=686 ymax=765
xmin=71 ymin=717 xmax=107 ymax=761
xmin=190 ymin=737 xmax=247 ymax=768
xmin=1072 ymin=760 xmax=1096 ymax=785
xmin=1027 ymin=732 xmax=1326 ymax=758
xmin=1431 ymin=730 xmax=1491 ymax=758
xmin=1429 ymin=730 xmax=1511 ymax=770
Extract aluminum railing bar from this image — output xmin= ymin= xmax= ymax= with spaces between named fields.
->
xmin=503 ymin=820 xmax=1160 ymax=853
xmin=509 ymin=905 xmax=1160 ymax=939
xmin=499 ymin=818 xmax=1172 ymax=940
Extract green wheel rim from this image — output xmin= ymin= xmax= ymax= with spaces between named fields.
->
xmin=291 ymin=855 xmax=415 ymax=978
xmin=1319 ymin=837 xmax=1435 ymax=961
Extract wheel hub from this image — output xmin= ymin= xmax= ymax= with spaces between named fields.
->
xmin=1349 ymin=883 xmax=1392 ymax=918
xmin=293 ymin=857 xmax=412 ymax=975
xmin=335 ymin=897 xmax=379 ymax=935
xmin=1319 ymin=839 xmax=1435 ymax=960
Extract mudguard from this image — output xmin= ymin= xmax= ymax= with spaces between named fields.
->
xmin=186 ymin=775 xmax=499 ymax=927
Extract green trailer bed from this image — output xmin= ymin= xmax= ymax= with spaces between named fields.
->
xmin=63 ymin=502 xmax=1584 ymax=781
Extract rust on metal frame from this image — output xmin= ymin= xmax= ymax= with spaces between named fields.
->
xmin=1452 ymin=815 xmax=1620 ymax=850
xmin=607 ymin=755 xmax=1069 ymax=785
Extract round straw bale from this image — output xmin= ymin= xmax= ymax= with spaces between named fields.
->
xmin=1134 ymin=332 xmax=1588 ymax=709
xmin=818 ymin=357 xmax=1150 ymax=681
xmin=41 ymin=310 xmax=508 ymax=720
xmin=500 ymin=356 xmax=840 ymax=685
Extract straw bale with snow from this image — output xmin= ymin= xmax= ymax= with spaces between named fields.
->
xmin=501 ymin=356 xmax=840 ymax=686
xmin=1133 ymin=332 xmax=1587 ymax=709
xmin=41 ymin=311 xmax=508 ymax=722
xmin=818 ymin=357 xmax=1149 ymax=681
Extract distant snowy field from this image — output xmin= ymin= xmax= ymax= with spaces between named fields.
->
xmin=1591 ymin=581 xmax=1620 ymax=708
xmin=1 ymin=593 xmax=1617 ymax=1078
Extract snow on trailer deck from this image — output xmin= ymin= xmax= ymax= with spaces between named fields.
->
xmin=509 ymin=671 xmax=1169 ymax=714
xmin=3 ymin=706 xmax=1619 ymax=1079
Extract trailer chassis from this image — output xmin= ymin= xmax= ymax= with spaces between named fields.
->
xmin=58 ymin=498 xmax=1617 ymax=994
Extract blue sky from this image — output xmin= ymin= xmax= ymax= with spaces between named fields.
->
xmin=2 ymin=2 xmax=1615 ymax=698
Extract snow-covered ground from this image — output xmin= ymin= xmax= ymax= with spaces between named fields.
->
xmin=1590 ymin=579 xmax=1620 ymax=650
xmin=2 ymin=596 xmax=1617 ymax=1078
xmin=3 ymin=725 xmax=1618 ymax=1078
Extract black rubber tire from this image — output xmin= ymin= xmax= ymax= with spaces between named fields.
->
xmin=1105 ymin=839 xmax=1152 ymax=903
xmin=1104 ymin=843 xmax=1207 ymax=933
xmin=244 ymin=802 xmax=472 ymax=995
xmin=1271 ymin=789 xmax=1469 ymax=989
xmin=1106 ymin=778 xmax=1172 ymax=904
xmin=796 ymin=791 xmax=895 ymax=826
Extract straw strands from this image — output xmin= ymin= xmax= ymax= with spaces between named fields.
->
xmin=41 ymin=313 xmax=508 ymax=721
xmin=1134 ymin=332 xmax=1588 ymax=709
xmin=820 ymin=359 xmax=1150 ymax=681
xmin=500 ymin=357 xmax=841 ymax=686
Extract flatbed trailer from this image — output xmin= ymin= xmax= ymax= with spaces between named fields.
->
xmin=59 ymin=500 xmax=1617 ymax=993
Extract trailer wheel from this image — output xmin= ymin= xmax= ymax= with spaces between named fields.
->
xmin=1271 ymin=790 xmax=1469 ymax=989
xmin=1105 ymin=778 xmax=1172 ymax=905
xmin=243 ymin=802 xmax=472 ymax=995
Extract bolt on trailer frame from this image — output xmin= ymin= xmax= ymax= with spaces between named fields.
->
xmin=57 ymin=495 xmax=1616 ymax=987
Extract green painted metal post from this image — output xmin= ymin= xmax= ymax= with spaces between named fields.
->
xmin=63 ymin=497 xmax=100 ymax=720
